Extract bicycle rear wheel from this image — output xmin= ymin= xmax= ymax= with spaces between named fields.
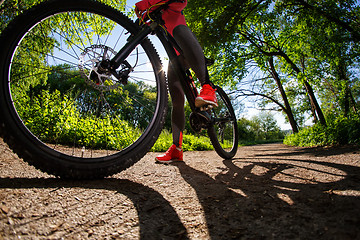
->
xmin=0 ymin=0 xmax=167 ymax=179
xmin=208 ymin=86 xmax=238 ymax=159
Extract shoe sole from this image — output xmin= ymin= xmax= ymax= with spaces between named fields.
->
xmin=155 ymin=158 xmax=183 ymax=164
xmin=195 ymin=98 xmax=218 ymax=108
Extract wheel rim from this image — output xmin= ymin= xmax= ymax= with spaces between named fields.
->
xmin=7 ymin=9 xmax=163 ymax=159
xmin=210 ymin=89 xmax=238 ymax=155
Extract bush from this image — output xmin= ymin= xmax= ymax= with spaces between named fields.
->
xmin=15 ymin=90 xmax=225 ymax=152
xmin=284 ymin=116 xmax=360 ymax=147
xmin=237 ymin=114 xmax=285 ymax=143
xmin=15 ymin=89 xmax=140 ymax=150
xmin=151 ymin=130 xmax=213 ymax=152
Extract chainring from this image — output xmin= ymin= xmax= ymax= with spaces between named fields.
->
xmin=189 ymin=111 xmax=211 ymax=133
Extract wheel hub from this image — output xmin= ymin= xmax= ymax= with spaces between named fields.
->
xmin=78 ymin=45 xmax=120 ymax=91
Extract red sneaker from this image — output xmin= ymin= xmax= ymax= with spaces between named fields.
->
xmin=155 ymin=144 xmax=183 ymax=163
xmin=195 ymin=84 xmax=218 ymax=108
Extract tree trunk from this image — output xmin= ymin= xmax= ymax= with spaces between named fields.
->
xmin=344 ymin=87 xmax=350 ymax=118
xmin=303 ymin=81 xmax=326 ymax=125
xmin=349 ymin=90 xmax=358 ymax=114
xmin=337 ymin=62 xmax=351 ymax=118
xmin=280 ymin=51 xmax=327 ymax=126
xmin=268 ymin=57 xmax=298 ymax=133
xmin=308 ymin=93 xmax=318 ymax=124
xmin=241 ymin=32 xmax=327 ymax=126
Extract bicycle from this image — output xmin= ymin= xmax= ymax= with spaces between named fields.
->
xmin=0 ymin=0 xmax=238 ymax=179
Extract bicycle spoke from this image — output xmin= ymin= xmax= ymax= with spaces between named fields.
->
xmin=1 ymin=0 xmax=167 ymax=178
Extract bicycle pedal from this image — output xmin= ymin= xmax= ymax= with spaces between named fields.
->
xmin=200 ymin=105 xmax=213 ymax=111
xmin=196 ymin=111 xmax=211 ymax=122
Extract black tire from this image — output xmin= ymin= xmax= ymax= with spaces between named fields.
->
xmin=208 ymin=86 xmax=238 ymax=159
xmin=0 ymin=0 xmax=168 ymax=179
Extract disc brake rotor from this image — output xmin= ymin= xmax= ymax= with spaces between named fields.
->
xmin=78 ymin=44 xmax=120 ymax=91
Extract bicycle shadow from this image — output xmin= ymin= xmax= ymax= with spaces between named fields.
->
xmin=0 ymin=177 xmax=189 ymax=239
xmin=173 ymin=149 xmax=360 ymax=239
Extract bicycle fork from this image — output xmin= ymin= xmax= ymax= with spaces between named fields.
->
xmin=91 ymin=22 xmax=158 ymax=82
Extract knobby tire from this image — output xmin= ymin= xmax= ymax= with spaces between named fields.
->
xmin=0 ymin=0 xmax=168 ymax=179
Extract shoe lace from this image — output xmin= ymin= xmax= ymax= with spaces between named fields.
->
xmin=165 ymin=144 xmax=177 ymax=155
xmin=198 ymin=86 xmax=218 ymax=106
xmin=200 ymin=85 xmax=215 ymax=96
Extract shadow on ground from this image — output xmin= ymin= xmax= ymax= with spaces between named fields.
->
xmin=0 ymin=144 xmax=359 ymax=239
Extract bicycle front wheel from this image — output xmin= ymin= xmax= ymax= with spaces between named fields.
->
xmin=208 ymin=86 xmax=238 ymax=159
xmin=0 ymin=0 xmax=167 ymax=179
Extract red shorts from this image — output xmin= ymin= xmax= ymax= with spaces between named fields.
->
xmin=136 ymin=0 xmax=187 ymax=54
xmin=137 ymin=0 xmax=187 ymax=36
xmin=162 ymin=1 xmax=187 ymax=36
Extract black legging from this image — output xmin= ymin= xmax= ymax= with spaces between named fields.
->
xmin=168 ymin=24 xmax=210 ymax=147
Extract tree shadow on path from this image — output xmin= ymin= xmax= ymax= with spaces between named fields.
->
xmin=173 ymin=146 xmax=360 ymax=239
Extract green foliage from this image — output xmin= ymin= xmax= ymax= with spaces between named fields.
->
xmin=237 ymin=112 xmax=285 ymax=143
xmin=151 ymin=130 xmax=173 ymax=152
xmin=185 ymin=0 xmax=360 ymax=138
xmin=15 ymin=89 xmax=140 ymax=150
xmin=27 ymin=64 xmax=159 ymax=132
xmin=2 ymin=0 xmax=359 ymax=150
xmin=284 ymin=116 xmax=360 ymax=147
xmin=0 ymin=0 xmax=126 ymax=33
xmin=151 ymin=130 xmax=213 ymax=152
xmin=182 ymin=134 xmax=213 ymax=151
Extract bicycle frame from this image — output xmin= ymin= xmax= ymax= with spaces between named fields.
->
xmin=109 ymin=1 xmax=199 ymax=112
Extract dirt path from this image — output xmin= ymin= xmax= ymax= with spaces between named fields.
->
xmin=0 ymin=138 xmax=359 ymax=239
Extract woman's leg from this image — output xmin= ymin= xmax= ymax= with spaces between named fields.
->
xmin=173 ymin=25 xmax=217 ymax=107
xmin=167 ymin=59 xmax=185 ymax=148
xmin=154 ymin=59 xmax=185 ymax=163
xmin=173 ymin=24 xmax=210 ymax=86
